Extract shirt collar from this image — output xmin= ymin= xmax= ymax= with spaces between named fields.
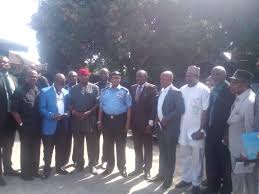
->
xmin=161 ymin=84 xmax=172 ymax=93
xmin=52 ymin=84 xmax=63 ymax=95
xmin=110 ymin=84 xmax=122 ymax=90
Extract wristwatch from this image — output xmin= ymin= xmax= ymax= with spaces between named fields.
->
xmin=19 ymin=122 xmax=23 ymax=127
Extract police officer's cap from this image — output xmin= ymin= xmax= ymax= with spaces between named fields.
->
xmin=111 ymin=71 xmax=121 ymax=77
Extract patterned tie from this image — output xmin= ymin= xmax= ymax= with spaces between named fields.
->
xmin=135 ymin=85 xmax=142 ymax=103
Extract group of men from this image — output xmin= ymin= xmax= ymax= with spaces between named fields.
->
xmin=0 ymin=55 xmax=258 ymax=194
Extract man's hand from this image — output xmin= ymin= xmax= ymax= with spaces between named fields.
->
xmin=97 ymin=121 xmax=102 ymax=130
xmin=222 ymin=135 xmax=229 ymax=146
xmin=161 ymin=119 xmax=166 ymax=126
xmin=191 ymin=130 xmax=205 ymax=140
xmin=52 ymin=113 xmax=62 ymax=121
xmin=83 ymin=111 xmax=91 ymax=118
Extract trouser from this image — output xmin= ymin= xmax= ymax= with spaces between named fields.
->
xmin=102 ymin=113 xmax=127 ymax=172
xmin=0 ymin=137 xmax=3 ymax=175
xmin=42 ymin=120 xmax=66 ymax=172
xmin=158 ymin=131 xmax=177 ymax=181
xmin=64 ymin=130 xmax=72 ymax=165
xmin=132 ymin=129 xmax=153 ymax=173
xmin=72 ymin=130 xmax=98 ymax=168
xmin=94 ymin=130 xmax=108 ymax=165
xmin=205 ymin=139 xmax=232 ymax=194
xmin=231 ymin=155 xmax=257 ymax=194
xmin=2 ymin=130 xmax=16 ymax=172
xmin=180 ymin=144 xmax=204 ymax=186
xmin=19 ymin=131 xmax=41 ymax=177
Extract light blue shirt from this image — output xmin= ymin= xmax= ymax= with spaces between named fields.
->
xmin=100 ymin=85 xmax=132 ymax=115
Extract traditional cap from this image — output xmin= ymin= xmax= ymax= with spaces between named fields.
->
xmin=186 ymin=65 xmax=200 ymax=76
xmin=229 ymin=69 xmax=254 ymax=84
xmin=79 ymin=68 xmax=91 ymax=76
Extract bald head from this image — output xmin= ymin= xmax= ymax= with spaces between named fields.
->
xmin=54 ymin=73 xmax=66 ymax=92
xmin=99 ymin=68 xmax=109 ymax=82
xmin=136 ymin=70 xmax=148 ymax=85
xmin=160 ymin=71 xmax=174 ymax=88
xmin=67 ymin=71 xmax=78 ymax=86
xmin=211 ymin=66 xmax=227 ymax=85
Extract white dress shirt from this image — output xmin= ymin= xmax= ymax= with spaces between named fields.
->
xmin=157 ymin=84 xmax=172 ymax=121
xmin=53 ymin=86 xmax=65 ymax=115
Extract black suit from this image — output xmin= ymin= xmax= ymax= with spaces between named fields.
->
xmin=157 ymin=85 xmax=185 ymax=182
xmin=205 ymin=81 xmax=235 ymax=194
xmin=0 ymin=72 xmax=18 ymax=173
xmin=130 ymin=83 xmax=157 ymax=173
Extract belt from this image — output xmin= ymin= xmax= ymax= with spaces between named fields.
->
xmin=103 ymin=112 xmax=126 ymax=119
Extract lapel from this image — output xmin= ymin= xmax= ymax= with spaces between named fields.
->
xmin=139 ymin=83 xmax=147 ymax=101
xmin=162 ymin=85 xmax=173 ymax=112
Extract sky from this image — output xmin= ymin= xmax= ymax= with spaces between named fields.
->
xmin=0 ymin=0 xmax=39 ymax=62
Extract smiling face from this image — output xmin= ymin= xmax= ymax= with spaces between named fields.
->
xmin=160 ymin=71 xmax=173 ymax=88
xmin=0 ymin=56 xmax=10 ymax=72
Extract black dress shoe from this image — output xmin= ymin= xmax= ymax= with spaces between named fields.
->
xmin=191 ymin=186 xmax=201 ymax=194
xmin=101 ymin=169 xmax=112 ymax=176
xmin=162 ymin=179 xmax=172 ymax=189
xmin=56 ymin=168 xmax=69 ymax=175
xmin=175 ymin=180 xmax=192 ymax=188
xmin=148 ymin=174 xmax=164 ymax=182
xmin=4 ymin=168 xmax=20 ymax=176
xmin=21 ymin=175 xmax=34 ymax=181
xmin=86 ymin=166 xmax=98 ymax=175
xmin=0 ymin=176 xmax=6 ymax=186
xmin=144 ymin=172 xmax=151 ymax=180
xmin=119 ymin=170 xmax=127 ymax=178
xmin=41 ymin=172 xmax=50 ymax=180
xmin=128 ymin=170 xmax=142 ymax=176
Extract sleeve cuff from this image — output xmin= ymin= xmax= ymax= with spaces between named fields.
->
xmin=149 ymin=120 xmax=154 ymax=126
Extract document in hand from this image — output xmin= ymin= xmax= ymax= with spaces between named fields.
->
xmin=241 ymin=132 xmax=259 ymax=160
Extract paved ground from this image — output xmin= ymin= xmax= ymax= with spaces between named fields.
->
xmin=0 ymin=133 xmax=194 ymax=194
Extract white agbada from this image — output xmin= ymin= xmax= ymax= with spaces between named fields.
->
xmin=179 ymin=82 xmax=210 ymax=186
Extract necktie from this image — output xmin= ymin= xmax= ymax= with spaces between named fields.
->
xmin=135 ymin=85 xmax=142 ymax=103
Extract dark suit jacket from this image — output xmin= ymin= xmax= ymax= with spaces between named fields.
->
xmin=0 ymin=73 xmax=18 ymax=133
xmin=130 ymin=82 xmax=157 ymax=131
xmin=159 ymin=85 xmax=185 ymax=140
xmin=205 ymin=80 xmax=235 ymax=142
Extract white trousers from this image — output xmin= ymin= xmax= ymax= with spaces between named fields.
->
xmin=180 ymin=144 xmax=204 ymax=186
xmin=231 ymin=155 xmax=258 ymax=194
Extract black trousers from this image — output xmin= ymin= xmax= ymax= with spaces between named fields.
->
xmin=72 ymin=130 xmax=98 ymax=168
xmin=42 ymin=120 xmax=66 ymax=172
xmin=158 ymin=131 xmax=177 ymax=181
xmin=64 ymin=130 xmax=72 ymax=165
xmin=94 ymin=130 xmax=108 ymax=165
xmin=205 ymin=139 xmax=232 ymax=194
xmin=2 ymin=114 xmax=16 ymax=172
xmin=19 ymin=130 xmax=41 ymax=177
xmin=132 ymin=129 xmax=153 ymax=173
xmin=102 ymin=113 xmax=127 ymax=172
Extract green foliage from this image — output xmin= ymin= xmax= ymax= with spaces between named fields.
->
xmin=32 ymin=0 xmax=259 ymax=82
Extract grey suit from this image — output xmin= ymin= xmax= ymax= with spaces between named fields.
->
xmin=157 ymin=85 xmax=185 ymax=181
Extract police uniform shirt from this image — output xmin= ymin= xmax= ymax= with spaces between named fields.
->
xmin=70 ymin=83 xmax=99 ymax=132
xmin=10 ymin=85 xmax=41 ymax=134
xmin=99 ymin=85 xmax=132 ymax=115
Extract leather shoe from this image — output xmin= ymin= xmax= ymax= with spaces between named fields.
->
xmin=0 ymin=176 xmax=6 ymax=186
xmin=162 ymin=179 xmax=172 ymax=189
xmin=4 ymin=168 xmax=20 ymax=176
xmin=87 ymin=166 xmax=98 ymax=175
xmin=148 ymin=174 xmax=164 ymax=182
xmin=101 ymin=169 xmax=112 ymax=176
xmin=71 ymin=166 xmax=84 ymax=174
xmin=144 ymin=172 xmax=151 ymax=180
xmin=175 ymin=180 xmax=192 ymax=188
xmin=191 ymin=186 xmax=201 ymax=194
xmin=119 ymin=170 xmax=127 ymax=178
xmin=56 ymin=168 xmax=69 ymax=175
xmin=128 ymin=170 xmax=142 ymax=176
xmin=41 ymin=172 xmax=50 ymax=180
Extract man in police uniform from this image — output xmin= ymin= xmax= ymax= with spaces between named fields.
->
xmin=98 ymin=71 xmax=132 ymax=177
xmin=11 ymin=70 xmax=41 ymax=181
